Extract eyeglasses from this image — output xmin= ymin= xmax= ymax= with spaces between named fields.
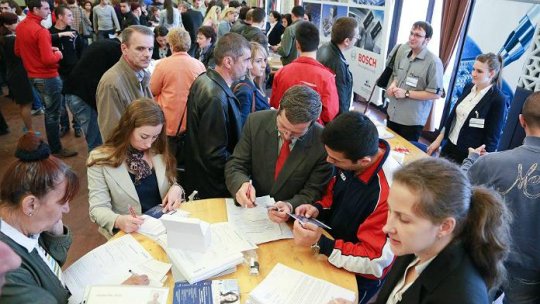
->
xmin=409 ymin=31 xmax=425 ymax=39
xmin=276 ymin=113 xmax=311 ymax=139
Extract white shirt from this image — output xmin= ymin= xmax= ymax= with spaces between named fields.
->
xmin=386 ymin=256 xmax=436 ymax=304
xmin=267 ymin=21 xmax=276 ymax=37
xmin=0 ymin=219 xmax=66 ymax=286
xmin=448 ymin=85 xmax=492 ymax=145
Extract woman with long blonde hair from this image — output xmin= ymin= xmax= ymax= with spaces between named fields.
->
xmin=202 ymin=5 xmax=221 ymax=32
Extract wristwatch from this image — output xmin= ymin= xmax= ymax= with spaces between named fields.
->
xmin=311 ymin=242 xmax=320 ymax=255
xmin=405 ymin=90 xmax=410 ymax=98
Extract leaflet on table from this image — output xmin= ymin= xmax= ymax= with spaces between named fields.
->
xmin=144 ymin=205 xmax=191 ymax=219
xmin=82 ymin=285 xmax=168 ymax=304
xmin=376 ymin=126 xmax=395 ymax=139
xmin=138 ymin=209 xmax=190 ymax=240
xmin=225 ymin=197 xmax=293 ymax=245
xmin=173 ymin=279 xmax=240 ymax=304
xmin=64 ymin=234 xmax=169 ymax=304
xmin=161 ymin=216 xmax=212 ymax=252
xmin=247 ymin=263 xmax=356 ymax=304
xmin=165 ymin=222 xmax=255 ymax=284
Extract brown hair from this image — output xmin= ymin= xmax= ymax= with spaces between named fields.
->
xmin=87 ymin=98 xmax=176 ymax=184
xmin=0 ymin=133 xmax=79 ymax=209
xmin=331 ymin=17 xmax=358 ymax=45
xmin=522 ymin=91 xmax=540 ymax=129
xmin=393 ymin=157 xmax=511 ymax=289
xmin=213 ymin=32 xmax=249 ymax=66
xmin=476 ymin=52 xmax=504 ymax=88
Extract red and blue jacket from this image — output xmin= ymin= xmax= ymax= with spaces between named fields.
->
xmin=316 ymin=139 xmax=399 ymax=280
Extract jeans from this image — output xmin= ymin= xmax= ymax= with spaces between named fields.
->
xmin=65 ymin=94 xmax=103 ymax=151
xmin=30 ymin=77 xmax=63 ymax=153
xmin=32 ymin=86 xmax=43 ymax=110
xmin=60 ymin=95 xmax=81 ymax=131
xmin=503 ymin=275 xmax=540 ymax=304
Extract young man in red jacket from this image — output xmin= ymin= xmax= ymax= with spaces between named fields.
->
xmin=270 ymin=21 xmax=338 ymax=125
xmin=15 ymin=0 xmax=77 ymax=157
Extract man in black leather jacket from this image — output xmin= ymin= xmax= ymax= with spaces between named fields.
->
xmin=183 ymin=32 xmax=252 ymax=199
xmin=317 ymin=17 xmax=358 ymax=114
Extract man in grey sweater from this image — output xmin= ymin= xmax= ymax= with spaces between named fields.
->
xmin=462 ymin=91 xmax=540 ymax=304
xmin=93 ymin=0 xmax=120 ymax=40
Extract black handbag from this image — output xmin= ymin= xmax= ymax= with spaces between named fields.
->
xmin=375 ymin=44 xmax=402 ymax=88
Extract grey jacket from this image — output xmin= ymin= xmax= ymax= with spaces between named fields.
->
xmin=96 ymin=57 xmax=152 ymax=141
xmin=225 ymin=110 xmax=333 ymax=208
xmin=276 ymin=20 xmax=300 ymax=66
xmin=0 ymin=225 xmax=72 ymax=304
xmin=462 ymin=136 xmax=540 ymax=277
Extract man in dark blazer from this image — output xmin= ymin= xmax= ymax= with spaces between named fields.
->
xmin=225 ymin=85 xmax=333 ymax=209
xmin=180 ymin=1 xmax=203 ymax=56
xmin=183 ymin=33 xmax=251 ymax=199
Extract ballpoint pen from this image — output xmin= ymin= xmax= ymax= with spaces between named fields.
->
xmin=128 ymin=204 xmax=137 ymax=218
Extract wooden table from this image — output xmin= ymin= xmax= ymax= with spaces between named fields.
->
xmin=120 ymin=198 xmax=357 ymax=303
xmin=384 ymin=127 xmax=427 ymax=163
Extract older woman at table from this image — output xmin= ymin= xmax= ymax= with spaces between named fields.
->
xmin=427 ymin=53 xmax=507 ymax=163
xmin=374 ymin=158 xmax=511 ymax=303
xmin=87 ymin=99 xmax=184 ymax=239
xmin=0 ymin=133 xmax=149 ymax=303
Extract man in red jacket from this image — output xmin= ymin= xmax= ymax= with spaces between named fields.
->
xmin=15 ymin=0 xmax=77 ymax=157
xmin=270 ymin=21 xmax=338 ymax=125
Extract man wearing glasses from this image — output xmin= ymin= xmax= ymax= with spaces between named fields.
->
xmin=385 ymin=21 xmax=444 ymax=142
xmin=225 ymin=85 xmax=333 ymax=209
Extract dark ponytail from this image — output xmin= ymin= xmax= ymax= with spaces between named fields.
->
xmin=461 ymin=186 xmax=511 ymax=289
xmin=476 ymin=52 xmax=503 ymax=88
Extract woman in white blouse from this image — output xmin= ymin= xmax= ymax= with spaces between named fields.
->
xmin=427 ymin=52 xmax=508 ymax=163
xmin=374 ymin=157 xmax=510 ymax=304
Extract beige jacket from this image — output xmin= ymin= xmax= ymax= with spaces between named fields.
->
xmin=87 ymin=149 xmax=170 ymax=239
xmin=96 ymin=57 xmax=152 ymax=141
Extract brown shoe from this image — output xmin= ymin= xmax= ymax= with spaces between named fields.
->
xmin=53 ymin=148 xmax=78 ymax=158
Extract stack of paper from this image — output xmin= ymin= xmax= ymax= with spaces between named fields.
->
xmin=64 ymin=234 xmax=171 ymax=304
xmin=225 ymin=197 xmax=293 ymax=244
xmin=166 ymin=222 xmax=257 ymax=284
xmin=247 ymin=263 xmax=356 ymax=304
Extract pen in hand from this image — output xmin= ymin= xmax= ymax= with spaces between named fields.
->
xmin=128 ymin=204 xmax=137 ymax=218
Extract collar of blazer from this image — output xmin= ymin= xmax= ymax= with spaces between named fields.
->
xmin=103 ymin=153 xmax=167 ymax=203
xmin=264 ymin=111 xmax=317 ymax=192
xmin=396 ymin=241 xmax=468 ymax=302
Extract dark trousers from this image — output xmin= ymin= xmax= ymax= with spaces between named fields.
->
xmin=96 ymin=29 xmax=115 ymax=40
xmin=386 ymin=120 xmax=423 ymax=142
xmin=440 ymin=141 xmax=468 ymax=164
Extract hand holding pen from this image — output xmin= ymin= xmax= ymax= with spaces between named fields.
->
xmin=113 ymin=205 xmax=144 ymax=233
xmin=267 ymin=201 xmax=292 ymax=223
xmin=123 ymin=269 xmax=149 ymax=286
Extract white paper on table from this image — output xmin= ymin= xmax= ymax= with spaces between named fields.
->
xmin=138 ymin=215 xmax=167 ymax=238
xmin=82 ymin=285 xmax=168 ymax=304
xmin=161 ymin=216 xmax=211 ymax=252
xmin=63 ymin=234 xmax=153 ymax=303
xmin=377 ymin=126 xmax=395 ymax=139
xmin=248 ymin=263 xmax=356 ymax=304
xmin=165 ymin=222 xmax=250 ymax=284
xmin=128 ymin=259 xmax=172 ymax=287
xmin=225 ymin=198 xmax=293 ymax=245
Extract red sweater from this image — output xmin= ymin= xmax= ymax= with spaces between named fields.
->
xmin=270 ymin=56 xmax=339 ymax=125
xmin=15 ymin=12 xmax=61 ymax=78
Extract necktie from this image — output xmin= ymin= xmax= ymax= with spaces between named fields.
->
xmin=274 ymin=139 xmax=291 ymax=180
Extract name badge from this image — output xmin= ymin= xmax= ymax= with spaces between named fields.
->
xmin=405 ymin=76 xmax=418 ymax=88
xmin=469 ymin=118 xmax=485 ymax=128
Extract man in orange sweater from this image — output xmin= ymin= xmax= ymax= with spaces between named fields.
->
xmin=15 ymin=0 xmax=77 ymax=157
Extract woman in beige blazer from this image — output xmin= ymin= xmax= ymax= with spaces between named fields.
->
xmin=87 ymin=98 xmax=184 ymax=238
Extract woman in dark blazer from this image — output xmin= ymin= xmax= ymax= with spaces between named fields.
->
xmin=374 ymin=158 xmax=510 ymax=304
xmin=266 ymin=10 xmax=284 ymax=47
xmin=232 ymin=42 xmax=270 ymax=127
xmin=152 ymin=26 xmax=172 ymax=60
xmin=427 ymin=53 xmax=507 ymax=163
xmin=194 ymin=25 xmax=216 ymax=69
